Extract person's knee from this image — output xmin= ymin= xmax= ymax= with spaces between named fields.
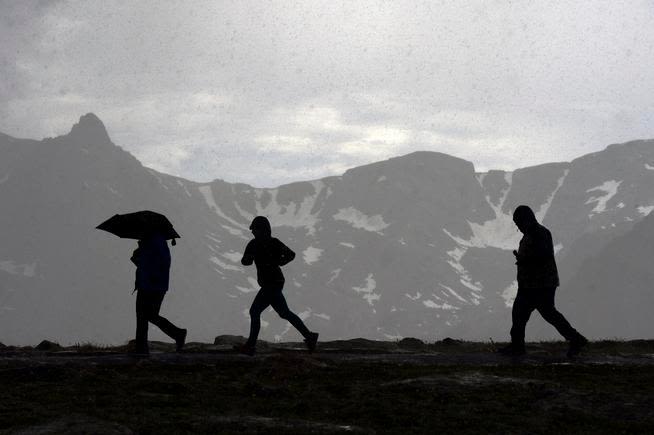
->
xmin=276 ymin=309 xmax=291 ymax=320
xmin=538 ymin=307 xmax=559 ymax=320
xmin=512 ymin=311 xmax=530 ymax=324
xmin=150 ymin=315 xmax=164 ymax=325
xmin=249 ymin=306 xmax=263 ymax=317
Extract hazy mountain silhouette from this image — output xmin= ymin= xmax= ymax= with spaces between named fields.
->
xmin=560 ymin=211 xmax=654 ymax=338
xmin=1 ymin=113 xmax=654 ymax=344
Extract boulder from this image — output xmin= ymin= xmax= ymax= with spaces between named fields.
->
xmin=398 ymin=337 xmax=426 ymax=349
xmin=35 ymin=340 xmax=62 ymax=351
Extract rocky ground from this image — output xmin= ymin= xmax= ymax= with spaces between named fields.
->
xmin=0 ymin=337 xmax=653 ymax=434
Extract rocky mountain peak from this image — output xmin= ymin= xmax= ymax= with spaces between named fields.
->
xmin=68 ymin=113 xmax=111 ymax=144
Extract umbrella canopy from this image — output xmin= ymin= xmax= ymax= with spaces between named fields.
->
xmin=96 ymin=211 xmax=180 ymax=241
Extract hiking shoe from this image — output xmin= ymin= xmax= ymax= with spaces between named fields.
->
xmin=234 ymin=343 xmax=256 ymax=356
xmin=176 ymin=329 xmax=187 ymax=353
xmin=305 ymin=332 xmax=319 ymax=353
xmin=567 ymin=335 xmax=588 ymax=358
xmin=497 ymin=344 xmax=526 ymax=356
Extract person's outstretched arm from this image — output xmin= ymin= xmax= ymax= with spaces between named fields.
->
xmin=277 ymin=241 xmax=295 ymax=266
xmin=241 ymin=241 xmax=255 ymax=266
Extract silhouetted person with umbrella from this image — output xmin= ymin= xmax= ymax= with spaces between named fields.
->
xmin=237 ymin=216 xmax=318 ymax=356
xmin=499 ymin=205 xmax=587 ymax=357
xmin=97 ymin=211 xmax=186 ymax=355
xmin=131 ymin=230 xmax=187 ymax=355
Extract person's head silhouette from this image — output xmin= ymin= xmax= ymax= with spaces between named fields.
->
xmin=513 ymin=205 xmax=538 ymax=234
xmin=249 ymin=216 xmax=272 ymax=239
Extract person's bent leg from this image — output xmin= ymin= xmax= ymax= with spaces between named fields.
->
xmin=246 ymin=289 xmax=272 ymax=346
xmin=147 ymin=291 xmax=185 ymax=340
xmin=509 ymin=288 xmax=535 ymax=349
xmin=536 ymin=287 xmax=582 ymax=341
xmin=536 ymin=287 xmax=587 ymax=357
xmin=270 ymin=290 xmax=312 ymax=339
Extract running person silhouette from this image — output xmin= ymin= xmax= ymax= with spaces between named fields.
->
xmin=237 ymin=216 xmax=319 ymax=355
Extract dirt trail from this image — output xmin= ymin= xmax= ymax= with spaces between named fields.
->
xmin=1 ymin=346 xmax=653 ymax=367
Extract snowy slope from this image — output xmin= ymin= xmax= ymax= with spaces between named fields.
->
xmin=1 ymin=114 xmax=654 ymax=344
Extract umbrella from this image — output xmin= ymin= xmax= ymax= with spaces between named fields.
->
xmin=96 ymin=211 xmax=180 ymax=243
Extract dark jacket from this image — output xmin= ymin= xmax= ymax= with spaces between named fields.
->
xmin=241 ymin=237 xmax=295 ymax=287
xmin=516 ymin=224 xmax=560 ymax=289
xmin=131 ymin=235 xmax=171 ymax=293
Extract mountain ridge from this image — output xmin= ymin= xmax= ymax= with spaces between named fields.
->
xmin=1 ymin=113 xmax=654 ymax=344
xmin=4 ymin=113 xmax=652 ymax=188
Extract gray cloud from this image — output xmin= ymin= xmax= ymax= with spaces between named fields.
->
xmin=1 ymin=0 xmax=653 ymax=186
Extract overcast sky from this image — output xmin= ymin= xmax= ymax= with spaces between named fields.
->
xmin=1 ymin=1 xmax=653 ymax=187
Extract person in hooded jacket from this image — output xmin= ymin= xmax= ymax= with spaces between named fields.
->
xmin=131 ymin=232 xmax=187 ymax=355
xmin=237 ymin=216 xmax=319 ymax=355
xmin=499 ymin=205 xmax=588 ymax=357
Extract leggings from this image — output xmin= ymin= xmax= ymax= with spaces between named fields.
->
xmin=247 ymin=285 xmax=311 ymax=345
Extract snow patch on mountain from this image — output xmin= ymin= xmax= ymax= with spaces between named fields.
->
xmin=442 ymin=282 xmax=481 ymax=305
xmin=423 ymin=299 xmax=459 ymax=310
xmin=236 ymin=277 xmax=259 ymax=294
xmin=586 ymin=180 xmax=622 ymax=215
xmin=443 ymin=172 xmax=521 ymax=251
xmin=445 ymin=246 xmax=468 ymax=279
xmin=303 ymin=246 xmax=323 ymax=264
xmin=339 ymin=242 xmax=355 ymax=248
xmin=206 ymin=233 xmax=221 ymax=245
xmin=254 ymin=181 xmax=324 ymax=236
xmin=0 ymin=261 xmax=36 ymax=277
xmin=327 ymin=268 xmax=341 ymax=284
xmin=106 ymin=186 xmax=121 ymax=197
xmin=637 ymin=205 xmax=654 ymax=216
xmin=176 ymin=180 xmax=192 ymax=197
xmin=233 ymin=201 xmax=255 ymax=221
xmin=222 ymin=252 xmax=242 ymax=263
xmin=446 ymin=170 xmax=570 ymax=253
xmin=333 ymin=207 xmax=389 ymax=233
xmin=444 ymin=245 xmax=485 ymax=295
xmin=501 ymin=281 xmax=518 ymax=307
xmin=352 ymin=274 xmax=380 ymax=306
xmin=439 ymin=283 xmax=468 ymax=303
xmin=646 ymin=163 xmax=654 ymax=171
xmin=460 ymin=279 xmax=483 ymax=292
xmin=210 ymin=256 xmax=240 ymax=271
xmin=221 ymin=225 xmax=244 ymax=236
xmin=199 ymin=185 xmax=248 ymax=234
xmin=536 ymin=169 xmax=569 ymax=220
xmin=149 ymin=170 xmax=170 ymax=191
